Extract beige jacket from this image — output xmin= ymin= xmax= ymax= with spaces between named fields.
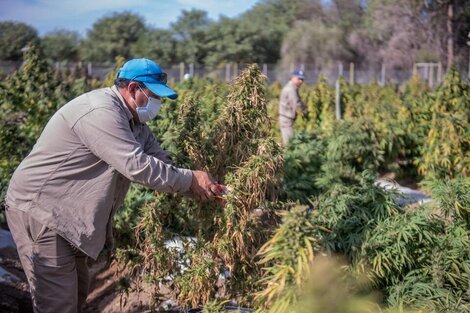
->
xmin=5 ymin=86 xmax=193 ymax=259
xmin=278 ymin=81 xmax=306 ymax=127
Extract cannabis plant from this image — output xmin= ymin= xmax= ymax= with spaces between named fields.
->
xmin=211 ymin=64 xmax=272 ymax=179
xmin=281 ymin=132 xmax=325 ymax=202
xmin=133 ymin=65 xmax=284 ymax=309
xmin=255 ymin=205 xmax=323 ymax=311
xmin=358 ymin=177 xmax=470 ymax=312
xmin=418 ymin=68 xmax=470 ymax=180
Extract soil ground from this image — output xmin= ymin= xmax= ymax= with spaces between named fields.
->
xmin=83 ymin=259 xmax=156 ymax=313
xmin=0 ymin=246 xmax=172 ymax=313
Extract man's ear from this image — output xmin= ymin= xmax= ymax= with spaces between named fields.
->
xmin=128 ymin=81 xmax=139 ymax=97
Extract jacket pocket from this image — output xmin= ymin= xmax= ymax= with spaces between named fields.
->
xmin=28 ymin=214 xmax=49 ymax=243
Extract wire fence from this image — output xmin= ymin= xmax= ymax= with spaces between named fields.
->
xmin=1 ymin=60 xmax=469 ymax=87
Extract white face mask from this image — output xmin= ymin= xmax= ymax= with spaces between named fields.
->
xmin=134 ymin=87 xmax=161 ymax=123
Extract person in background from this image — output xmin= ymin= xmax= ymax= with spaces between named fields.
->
xmin=278 ymin=69 xmax=307 ymax=145
xmin=4 ymin=58 xmax=223 ymax=313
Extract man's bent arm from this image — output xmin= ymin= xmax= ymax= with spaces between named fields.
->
xmin=72 ymin=108 xmax=192 ymax=193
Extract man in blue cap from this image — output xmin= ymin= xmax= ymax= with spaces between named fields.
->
xmin=278 ymin=69 xmax=307 ymax=145
xmin=5 ymin=58 xmax=223 ymax=313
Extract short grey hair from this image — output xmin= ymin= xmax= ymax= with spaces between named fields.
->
xmin=114 ymin=78 xmax=146 ymax=89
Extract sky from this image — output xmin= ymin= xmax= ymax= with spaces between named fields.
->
xmin=0 ymin=0 xmax=260 ymax=36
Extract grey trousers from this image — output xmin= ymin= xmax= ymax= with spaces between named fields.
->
xmin=5 ymin=207 xmax=90 ymax=313
xmin=280 ymin=125 xmax=294 ymax=146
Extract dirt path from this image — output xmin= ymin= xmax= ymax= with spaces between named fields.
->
xmin=84 ymin=259 xmax=155 ymax=313
xmin=0 ymin=231 xmax=158 ymax=313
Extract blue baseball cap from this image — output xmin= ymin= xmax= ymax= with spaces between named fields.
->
xmin=291 ymin=69 xmax=305 ymax=80
xmin=117 ymin=58 xmax=178 ymax=99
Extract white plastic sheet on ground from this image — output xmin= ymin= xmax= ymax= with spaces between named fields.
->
xmin=0 ymin=228 xmax=20 ymax=284
xmin=375 ymin=179 xmax=432 ymax=206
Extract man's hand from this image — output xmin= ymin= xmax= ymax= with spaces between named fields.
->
xmin=190 ymin=170 xmax=222 ymax=201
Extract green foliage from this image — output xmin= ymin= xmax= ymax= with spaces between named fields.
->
xmin=171 ymin=9 xmax=211 ymax=65
xmin=130 ymin=28 xmax=177 ymax=65
xmin=423 ymin=177 xmax=470 ymax=225
xmin=79 ymin=12 xmax=146 ymax=62
xmin=256 ymin=170 xmax=400 ymax=311
xmin=316 ymin=120 xmax=383 ymax=188
xmin=282 ymin=120 xmax=383 ymax=203
xmin=41 ymin=29 xmax=81 ymax=61
xmin=291 ymin=72 xmax=469 ymax=182
xmin=265 ymin=257 xmax=386 ymax=313
xmin=294 ymin=77 xmax=334 ymax=133
xmin=175 ymin=243 xmax=219 ymax=308
xmin=255 ymin=205 xmax=322 ymax=310
xmin=281 ymin=19 xmax=353 ymax=69
xmin=365 ymin=211 xmax=470 ymax=312
xmin=391 ymin=76 xmax=431 ymax=179
xmin=203 ymin=17 xmax=255 ymax=67
xmin=259 ymin=173 xmax=470 ymax=312
xmin=343 ymin=82 xmax=407 ymax=170
xmin=314 ymin=172 xmax=400 ymax=259
xmin=360 ymin=208 xmax=444 ymax=285
xmin=0 ymin=21 xmax=38 ymax=61
xmin=200 ymin=300 xmax=230 ymax=313
xmin=418 ymin=68 xmax=470 ymax=180
xmin=281 ymin=132 xmax=324 ymax=202
xmin=355 ymin=177 xmax=470 ymax=311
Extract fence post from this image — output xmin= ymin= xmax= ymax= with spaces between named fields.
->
xmin=263 ymin=64 xmax=268 ymax=78
xmin=429 ymin=64 xmax=434 ymax=88
xmin=468 ymin=47 xmax=470 ymax=79
xmin=349 ymin=62 xmax=355 ymax=85
xmin=179 ymin=62 xmax=185 ymax=82
xmin=189 ymin=63 xmax=194 ymax=77
xmin=338 ymin=62 xmax=343 ymax=77
xmin=335 ymin=79 xmax=341 ymax=120
xmin=233 ymin=63 xmax=238 ymax=79
xmin=380 ymin=64 xmax=386 ymax=86
xmin=225 ymin=63 xmax=231 ymax=82
xmin=437 ymin=62 xmax=443 ymax=83
xmin=87 ymin=62 xmax=92 ymax=77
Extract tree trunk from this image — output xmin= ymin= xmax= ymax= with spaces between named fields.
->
xmin=447 ymin=2 xmax=454 ymax=68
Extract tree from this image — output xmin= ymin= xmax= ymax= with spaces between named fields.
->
xmin=427 ymin=0 xmax=470 ymax=68
xmin=211 ymin=0 xmax=316 ymax=65
xmin=171 ymin=9 xmax=212 ymax=64
xmin=203 ymin=17 xmax=254 ymax=67
xmin=79 ymin=12 xmax=146 ymax=62
xmin=279 ymin=0 xmax=360 ymax=69
xmin=0 ymin=21 xmax=38 ymax=61
xmin=41 ymin=29 xmax=81 ymax=62
xmin=281 ymin=20 xmax=351 ymax=69
xmin=130 ymin=28 xmax=177 ymax=66
xmin=362 ymin=0 xmax=470 ymax=69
